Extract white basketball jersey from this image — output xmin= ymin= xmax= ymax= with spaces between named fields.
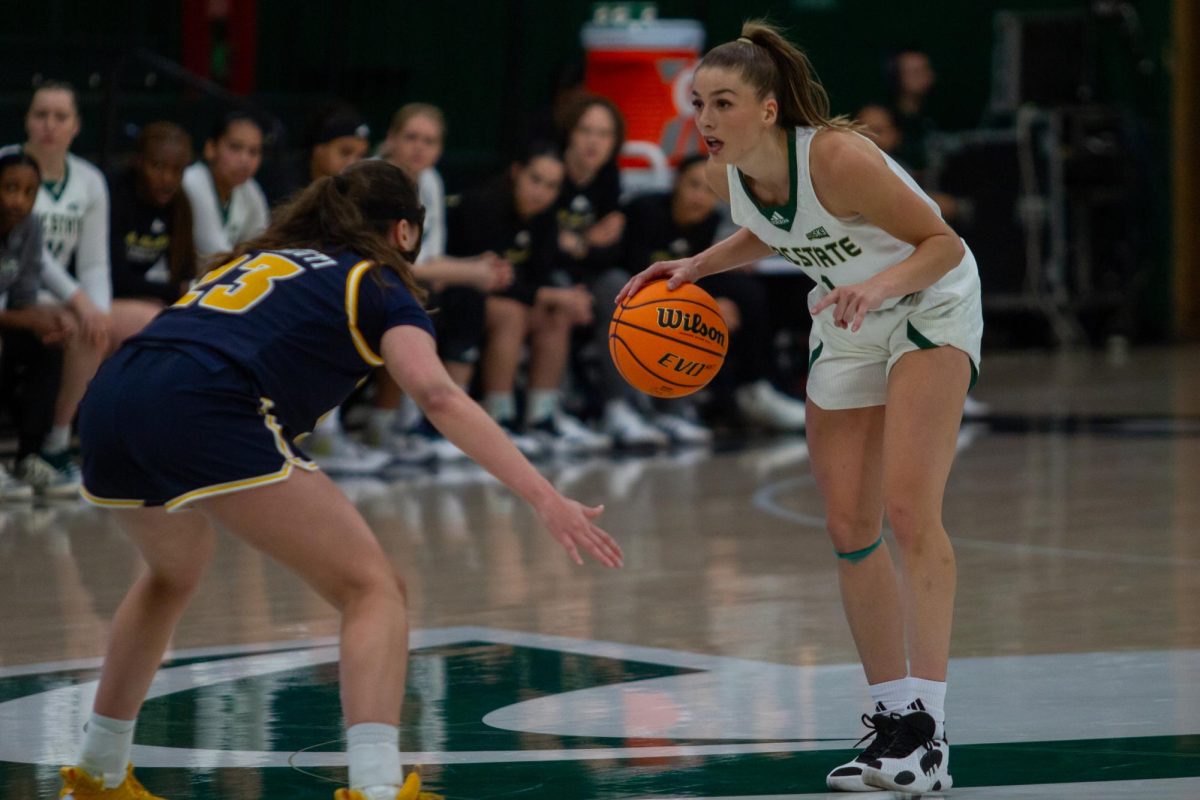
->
xmin=727 ymin=126 xmax=976 ymax=311
xmin=183 ymin=162 xmax=269 ymax=261
xmin=35 ymin=152 xmax=108 ymax=268
xmin=33 ymin=152 xmax=112 ymax=308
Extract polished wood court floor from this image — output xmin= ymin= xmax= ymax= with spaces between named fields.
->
xmin=1 ymin=345 xmax=1198 ymax=798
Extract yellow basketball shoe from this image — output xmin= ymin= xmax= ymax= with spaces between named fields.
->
xmin=59 ymin=764 xmax=164 ymax=799
xmin=333 ymin=771 xmax=443 ymax=800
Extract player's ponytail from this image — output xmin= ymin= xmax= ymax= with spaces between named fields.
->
xmin=700 ymin=20 xmax=855 ymax=131
xmin=217 ymin=160 xmax=428 ymax=303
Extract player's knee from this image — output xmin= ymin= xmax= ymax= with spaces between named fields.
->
xmin=143 ymin=563 xmax=206 ymax=601
xmin=332 ymin=563 xmax=407 ymax=612
xmin=825 ymin=514 xmax=879 ymax=554
xmin=487 ymin=300 xmax=527 ymax=332
xmin=883 ymin=497 xmax=935 ymax=551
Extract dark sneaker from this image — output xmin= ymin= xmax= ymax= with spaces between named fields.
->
xmin=861 ymin=708 xmax=952 ymax=794
xmin=826 ymin=704 xmax=899 ymax=791
xmin=17 ymin=453 xmax=81 ymax=499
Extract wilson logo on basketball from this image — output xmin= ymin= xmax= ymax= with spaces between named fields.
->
xmin=655 ymin=308 xmax=727 ymax=347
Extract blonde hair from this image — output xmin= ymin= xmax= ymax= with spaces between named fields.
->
xmin=700 ymin=20 xmax=857 ymax=131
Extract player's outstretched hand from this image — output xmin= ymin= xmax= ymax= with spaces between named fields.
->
xmin=536 ymin=495 xmax=623 ymax=568
xmin=615 ymin=258 xmax=698 ymax=306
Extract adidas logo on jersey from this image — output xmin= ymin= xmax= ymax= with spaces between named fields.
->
xmin=806 ymin=226 xmax=830 ymax=240
xmin=770 ymin=211 xmax=790 ymax=226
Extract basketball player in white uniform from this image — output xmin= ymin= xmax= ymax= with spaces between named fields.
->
xmin=20 ymin=82 xmax=110 ymax=493
xmin=181 ymin=112 xmax=270 ymax=263
xmin=620 ymin=21 xmax=981 ymax=794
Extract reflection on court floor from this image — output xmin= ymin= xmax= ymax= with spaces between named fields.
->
xmin=1 ymin=347 xmax=1198 ymax=798
xmin=1 ymin=629 xmax=1198 ymax=798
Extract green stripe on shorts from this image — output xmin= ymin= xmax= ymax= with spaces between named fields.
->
xmin=906 ymin=321 xmax=978 ymax=389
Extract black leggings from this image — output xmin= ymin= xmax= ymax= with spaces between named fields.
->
xmin=0 ymin=329 xmax=63 ymax=460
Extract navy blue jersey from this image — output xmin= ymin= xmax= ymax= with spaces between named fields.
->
xmin=134 ymin=247 xmax=433 ymax=435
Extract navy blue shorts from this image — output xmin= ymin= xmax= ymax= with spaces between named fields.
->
xmin=79 ymin=343 xmax=317 ymax=512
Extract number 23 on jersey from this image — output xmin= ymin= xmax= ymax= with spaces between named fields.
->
xmin=175 ymin=253 xmax=305 ymax=314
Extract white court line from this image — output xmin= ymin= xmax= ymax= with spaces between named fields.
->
xmin=0 ymin=636 xmax=338 ymax=679
xmin=0 ymin=626 xmax=829 ymax=768
xmin=3 ymin=628 xmax=1199 ymax=768
xmin=0 ymin=627 xmax=495 ymax=679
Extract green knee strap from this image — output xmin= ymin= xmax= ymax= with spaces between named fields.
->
xmin=836 ymin=535 xmax=883 ymax=563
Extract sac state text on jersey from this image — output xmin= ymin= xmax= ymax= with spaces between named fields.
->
xmin=771 ymin=236 xmax=863 ymax=269
xmin=40 ymin=211 xmax=81 ymax=259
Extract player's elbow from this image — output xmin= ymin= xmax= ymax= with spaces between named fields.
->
xmin=943 ymin=233 xmax=966 ymax=264
xmin=411 ymin=382 xmax=462 ymax=419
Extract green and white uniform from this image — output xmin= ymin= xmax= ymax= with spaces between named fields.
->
xmin=727 ymin=126 xmax=982 ymax=410
xmin=34 ymin=151 xmax=112 ymax=310
xmin=182 ymin=162 xmax=269 ymax=263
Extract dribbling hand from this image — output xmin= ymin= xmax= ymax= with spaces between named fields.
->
xmin=536 ymin=496 xmax=624 ymax=568
xmin=615 ymin=258 xmax=698 ymax=306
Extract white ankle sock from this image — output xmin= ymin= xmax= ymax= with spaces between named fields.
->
xmin=907 ymin=677 xmax=947 ymax=737
xmin=868 ymin=677 xmax=911 ymax=712
xmin=77 ymin=712 xmax=135 ymax=788
xmin=347 ymin=722 xmax=402 ymax=795
xmin=484 ymin=392 xmax=516 ymax=424
xmin=44 ymin=425 xmax=71 ymax=454
xmin=398 ymin=395 xmax=422 ymax=431
xmin=359 ymin=785 xmax=400 ymax=800
xmin=525 ymin=389 xmax=559 ymax=425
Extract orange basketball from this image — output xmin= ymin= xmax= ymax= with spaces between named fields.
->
xmin=609 ymin=280 xmax=728 ymax=398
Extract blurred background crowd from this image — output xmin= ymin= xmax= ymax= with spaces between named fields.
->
xmin=0 ymin=0 xmax=1192 ymax=499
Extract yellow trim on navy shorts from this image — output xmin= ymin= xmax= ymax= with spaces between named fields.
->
xmin=86 ymin=396 xmax=320 ymax=514
xmin=163 ymin=465 xmax=299 ymax=511
xmin=163 ymin=398 xmax=317 ymax=512
xmin=344 ymin=260 xmax=384 ymax=367
xmin=80 ymin=486 xmax=146 ymax=509
xmin=258 ymin=397 xmax=318 ymax=471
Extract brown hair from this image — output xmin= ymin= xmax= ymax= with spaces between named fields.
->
xmin=135 ymin=121 xmax=197 ymax=293
xmin=217 ymin=159 xmax=427 ymax=302
xmin=554 ymin=92 xmax=627 ymax=157
xmin=387 ymin=103 xmax=445 ymax=138
xmin=29 ymin=80 xmax=80 ymax=118
xmin=700 ymin=20 xmax=856 ymax=131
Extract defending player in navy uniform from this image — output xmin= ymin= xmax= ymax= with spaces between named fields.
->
xmin=61 ymin=160 xmax=623 ymax=800
xmin=620 ymin=21 xmax=980 ymax=795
